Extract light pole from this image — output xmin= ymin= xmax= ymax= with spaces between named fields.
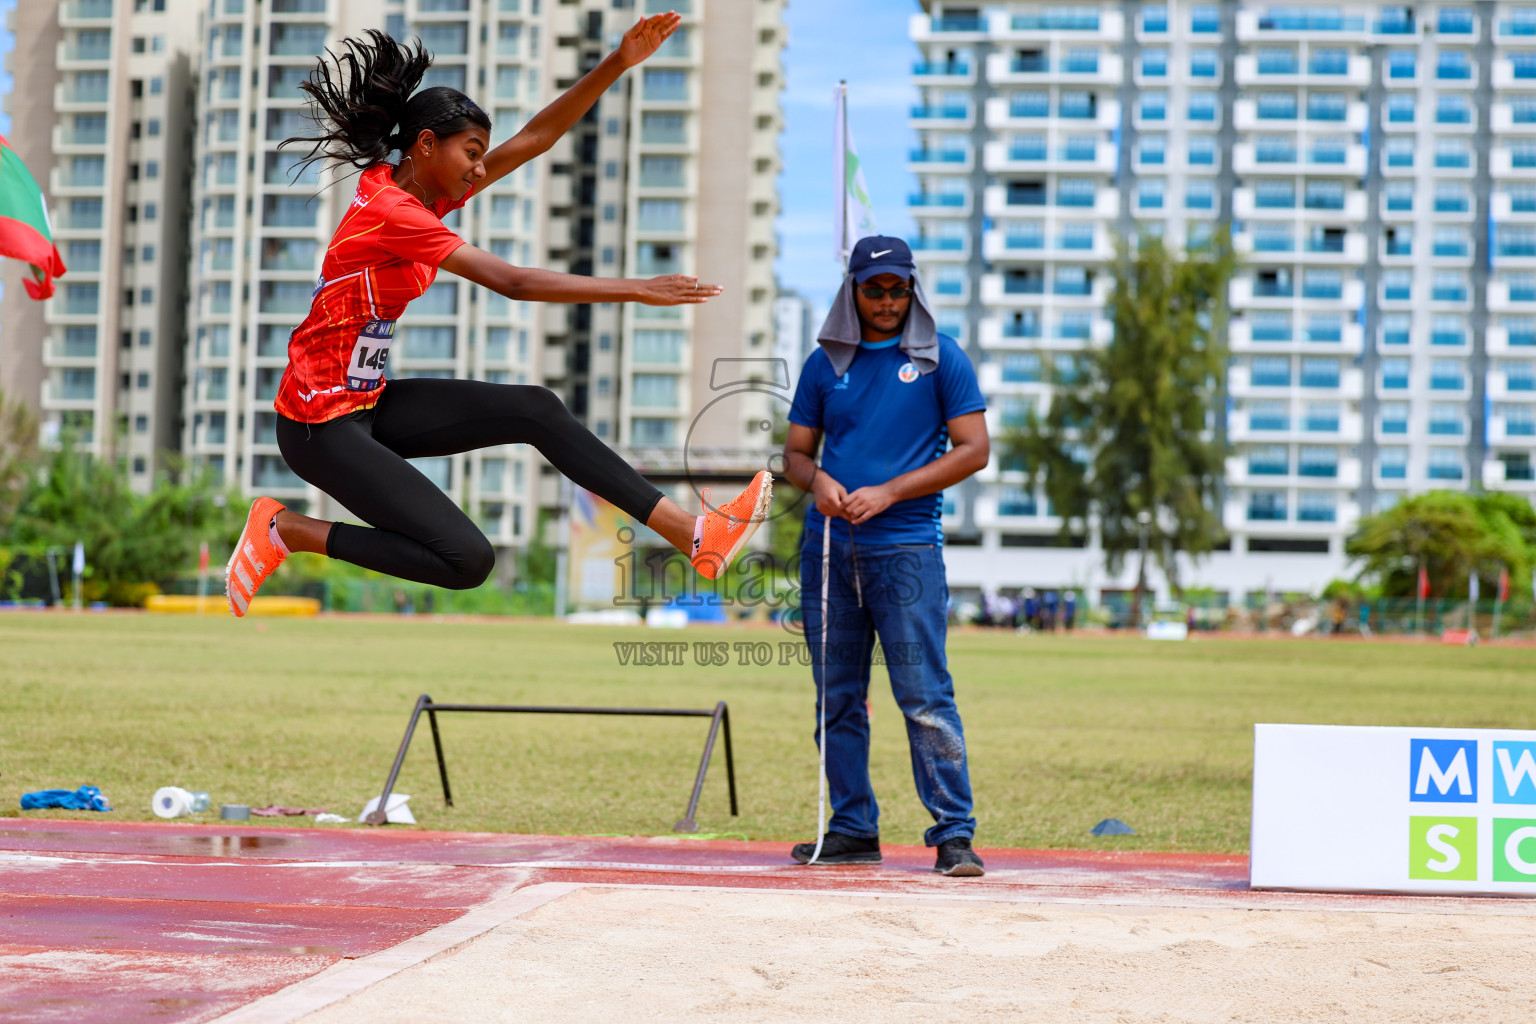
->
xmin=1135 ymin=509 xmax=1152 ymax=628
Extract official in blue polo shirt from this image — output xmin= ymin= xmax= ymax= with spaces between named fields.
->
xmin=783 ymin=236 xmax=989 ymax=877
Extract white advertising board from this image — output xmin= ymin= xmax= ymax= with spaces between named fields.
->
xmin=1252 ymin=723 xmax=1536 ymax=896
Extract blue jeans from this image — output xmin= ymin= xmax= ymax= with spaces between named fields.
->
xmin=799 ymin=532 xmax=976 ymax=846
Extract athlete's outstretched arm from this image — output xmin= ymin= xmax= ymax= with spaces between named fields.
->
xmin=439 ymin=243 xmax=720 ymax=305
xmin=479 ymin=12 xmax=680 ymax=189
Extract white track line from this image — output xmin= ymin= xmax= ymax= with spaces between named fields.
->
xmin=207 ymin=882 xmax=580 ymax=1024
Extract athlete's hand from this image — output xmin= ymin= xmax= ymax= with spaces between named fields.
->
xmin=637 ymin=275 xmax=722 ymax=305
xmin=618 ymin=12 xmax=682 ymax=67
xmin=812 ymin=473 xmax=848 ymax=519
xmin=843 ymin=484 xmax=897 ymax=525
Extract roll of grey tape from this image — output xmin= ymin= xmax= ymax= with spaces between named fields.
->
xmin=220 ymin=804 xmax=250 ymax=820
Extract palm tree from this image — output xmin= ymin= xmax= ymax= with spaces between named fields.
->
xmin=1006 ymin=233 xmax=1236 ymax=624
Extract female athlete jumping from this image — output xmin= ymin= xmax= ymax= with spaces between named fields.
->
xmin=225 ymin=16 xmax=770 ymax=616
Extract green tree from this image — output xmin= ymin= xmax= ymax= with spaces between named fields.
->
xmin=0 ymin=387 xmax=38 ymax=531
xmin=1346 ymin=491 xmax=1534 ymax=601
xmin=8 ymin=442 xmax=242 ymax=605
xmin=1006 ymin=234 xmax=1236 ymax=621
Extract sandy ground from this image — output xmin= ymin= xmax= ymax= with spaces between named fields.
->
xmin=294 ymin=886 xmax=1536 ymax=1023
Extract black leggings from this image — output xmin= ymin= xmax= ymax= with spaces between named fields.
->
xmin=276 ymin=379 xmax=665 ymax=589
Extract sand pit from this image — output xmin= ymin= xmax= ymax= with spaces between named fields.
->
xmin=294 ymin=886 xmax=1536 ymax=1023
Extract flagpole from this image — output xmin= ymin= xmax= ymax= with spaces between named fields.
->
xmin=1468 ymin=570 xmax=1479 ymax=638
xmin=834 ymin=80 xmax=848 ymax=267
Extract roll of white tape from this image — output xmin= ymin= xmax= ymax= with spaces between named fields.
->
xmin=152 ymin=786 xmax=192 ymax=819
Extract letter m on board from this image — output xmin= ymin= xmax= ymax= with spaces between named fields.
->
xmin=1410 ymin=738 xmax=1477 ymax=803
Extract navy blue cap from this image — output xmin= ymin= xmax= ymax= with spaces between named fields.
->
xmin=847 ymin=235 xmax=915 ymax=283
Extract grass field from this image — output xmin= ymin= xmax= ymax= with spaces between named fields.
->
xmin=2 ymin=613 xmax=1534 ymax=853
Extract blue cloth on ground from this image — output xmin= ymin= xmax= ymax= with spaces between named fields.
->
xmin=21 ymin=786 xmax=112 ymax=811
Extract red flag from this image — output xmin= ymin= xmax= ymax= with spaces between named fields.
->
xmin=1499 ymin=567 xmax=1511 ymax=603
xmin=198 ymin=541 xmax=209 ymax=574
xmin=0 ymin=135 xmax=66 ymax=299
xmin=1418 ymin=565 xmax=1430 ymax=599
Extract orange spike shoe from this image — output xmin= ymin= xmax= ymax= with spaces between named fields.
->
xmin=690 ymin=471 xmax=772 ymax=580
xmin=226 ymin=496 xmax=288 ymax=617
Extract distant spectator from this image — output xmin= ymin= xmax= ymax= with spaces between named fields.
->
xmin=1064 ymin=590 xmax=1077 ymax=631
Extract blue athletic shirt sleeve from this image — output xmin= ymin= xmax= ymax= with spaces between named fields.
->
xmin=788 ymin=348 xmax=828 ymax=429
xmin=936 ymin=335 xmax=987 ymax=420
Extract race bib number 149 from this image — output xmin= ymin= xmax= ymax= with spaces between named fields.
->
xmin=346 ymin=319 xmax=395 ymax=391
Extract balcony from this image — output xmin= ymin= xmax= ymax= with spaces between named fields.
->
xmin=1493 ymin=102 xmax=1536 ymax=135
xmin=1235 ymin=52 xmax=1369 ymax=86
xmin=908 ymin=192 xmax=968 ymax=211
xmin=1493 ymin=372 xmax=1536 ymax=400
xmin=55 ymin=77 xmax=109 ymax=110
xmin=1246 ymin=501 xmax=1288 ymax=522
xmin=59 ymin=37 xmax=111 ymax=65
xmin=1247 ymin=458 xmax=1291 ymax=476
xmin=909 ymin=147 xmax=970 ymax=170
xmin=1304 ymin=413 xmax=1341 ymax=433
xmin=998 ymin=317 xmax=1042 ymax=340
xmin=1249 ymin=413 xmax=1291 ymax=431
xmin=63 ymin=0 xmax=113 ymax=19
xmin=933 ymin=14 xmax=986 ymax=32
xmin=913 ymin=60 xmax=972 ymax=80
xmin=984 ymin=183 xmax=1118 ymax=219
xmin=1299 ymin=369 xmax=1342 ymax=389
xmin=52 ymin=122 xmax=107 ymax=153
xmin=1253 ymin=10 xmax=1365 ymax=32
xmin=1297 ymin=502 xmax=1338 ymax=523
xmin=910 ymin=104 xmax=971 ymax=126
xmin=911 ymin=11 xmax=989 ymax=40
xmin=1234 ymin=97 xmax=1366 ymax=133
xmin=45 ymin=374 xmax=97 ymax=406
xmin=982 ymin=272 xmax=1108 ymax=307
xmin=1493 ymin=417 xmax=1536 ymax=442
xmin=985 ymin=95 xmax=1119 ymax=132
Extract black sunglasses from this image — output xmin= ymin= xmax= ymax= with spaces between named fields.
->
xmin=858 ymin=285 xmax=913 ymax=300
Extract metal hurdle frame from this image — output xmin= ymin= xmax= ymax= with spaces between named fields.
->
xmin=365 ymin=694 xmax=738 ymax=832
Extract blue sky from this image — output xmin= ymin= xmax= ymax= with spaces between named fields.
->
xmin=775 ymin=0 xmax=921 ymax=312
xmin=0 ymin=0 xmax=13 ymax=136
xmin=0 ymin=0 xmax=907 ymax=310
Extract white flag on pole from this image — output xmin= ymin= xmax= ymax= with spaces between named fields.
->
xmin=833 ymin=81 xmax=878 ymax=266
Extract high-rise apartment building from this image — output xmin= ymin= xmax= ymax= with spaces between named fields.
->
xmin=3 ymin=0 xmax=784 ymax=574
xmin=911 ymin=1 xmax=1536 ymax=606
xmin=2 ymin=0 xmax=198 ymax=485
xmin=182 ymin=0 xmax=549 ymax=552
xmin=542 ymin=0 xmax=785 ymax=523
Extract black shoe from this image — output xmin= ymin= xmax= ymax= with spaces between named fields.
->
xmin=934 ymin=836 xmax=985 ymax=876
xmin=791 ymin=831 xmax=881 ymax=865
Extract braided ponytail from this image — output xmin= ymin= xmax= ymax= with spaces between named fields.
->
xmin=282 ymin=29 xmax=491 ymax=176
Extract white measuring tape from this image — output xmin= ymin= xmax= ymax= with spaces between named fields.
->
xmin=805 ymin=524 xmax=831 ymax=865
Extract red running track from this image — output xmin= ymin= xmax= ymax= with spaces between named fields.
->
xmin=1 ymin=818 xmax=1519 ymax=1024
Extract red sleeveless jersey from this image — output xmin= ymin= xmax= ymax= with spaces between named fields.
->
xmin=274 ymin=163 xmax=472 ymax=423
